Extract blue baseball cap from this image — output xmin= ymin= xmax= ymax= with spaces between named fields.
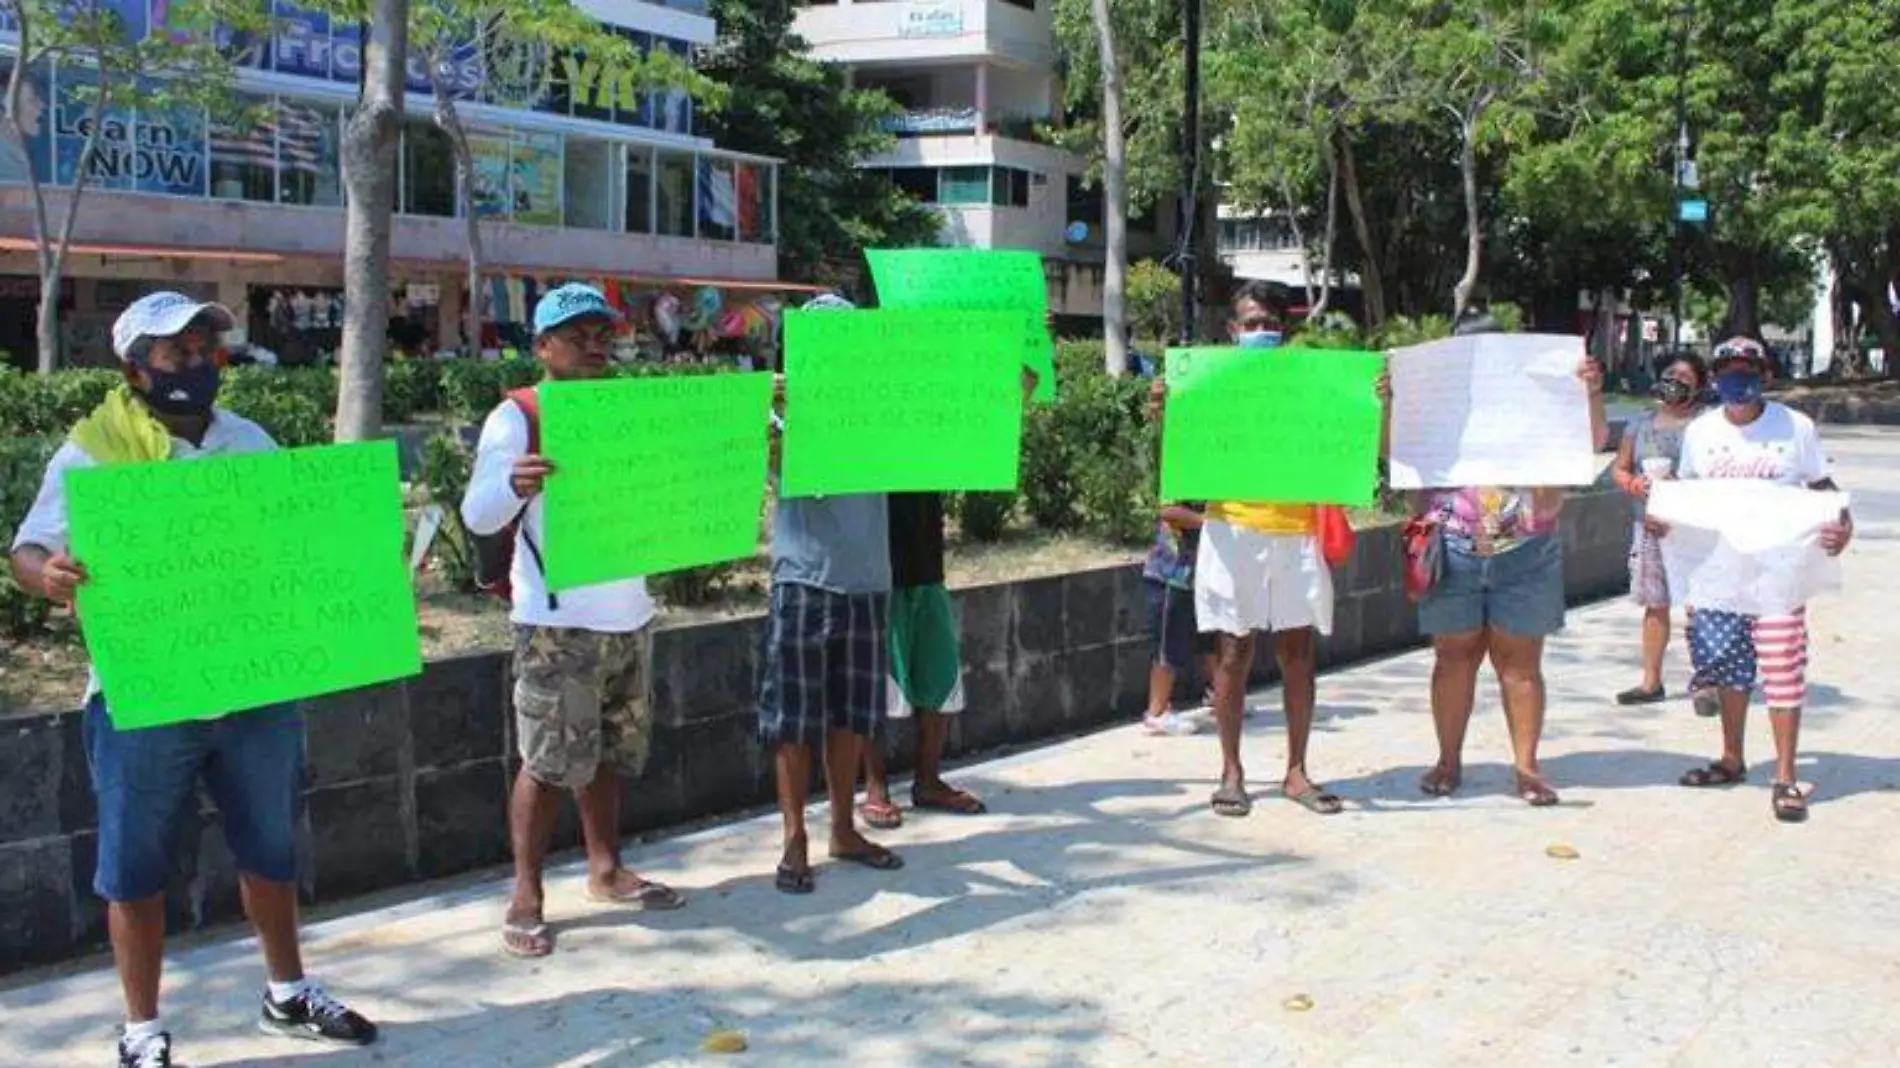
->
xmin=533 ymin=283 xmax=620 ymax=337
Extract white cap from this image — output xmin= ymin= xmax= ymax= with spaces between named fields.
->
xmin=111 ymin=292 xmax=236 ymax=361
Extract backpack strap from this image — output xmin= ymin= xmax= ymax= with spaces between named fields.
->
xmin=503 ymin=386 xmax=557 ymax=612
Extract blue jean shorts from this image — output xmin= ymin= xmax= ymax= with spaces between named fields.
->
xmin=1417 ymin=533 xmax=1567 ymax=639
xmin=83 ymin=696 xmax=306 ymax=902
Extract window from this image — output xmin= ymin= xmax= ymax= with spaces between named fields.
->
xmin=940 ymin=166 xmax=989 ymax=205
xmin=402 ymin=121 xmax=456 ymax=217
xmin=565 ymin=138 xmax=614 ymax=231
xmin=625 ymin=146 xmax=654 ymax=233
xmin=737 ymin=162 xmax=773 ymax=244
xmin=275 ymin=100 xmax=341 ymax=206
xmin=992 ymin=167 xmax=1029 ymax=208
xmin=697 ymin=157 xmax=737 ymax=241
xmin=210 ymin=94 xmax=275 ymax=203
xmin=886 ymin=167 xmax=936 ymax=203
xmin=1067 ymin=175 xmax=1103 ymax=225
xmin=655 ymin=150 xmax=694 ymax=237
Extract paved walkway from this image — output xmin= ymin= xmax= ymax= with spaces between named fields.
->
xmin=5 ymin=429 xmax=1898 ymax=1068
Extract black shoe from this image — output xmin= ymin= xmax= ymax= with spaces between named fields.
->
xmin=1616 ymin=685 xmax=1666 ymax=706
xmin=117 ymin=1031 xmax=172 ymax=1068
xmin=259 ymin=983 xmax=379 ymax=1047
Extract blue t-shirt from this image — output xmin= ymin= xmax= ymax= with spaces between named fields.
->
xmin=772 ymin=494 xmax=892 ymax=595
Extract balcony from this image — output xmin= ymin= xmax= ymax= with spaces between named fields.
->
xmin=793 ymin=0 xmax=1056 ymax=69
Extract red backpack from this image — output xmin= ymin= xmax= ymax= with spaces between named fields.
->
xmin=472 ymin=388 xmax=556 ymax=609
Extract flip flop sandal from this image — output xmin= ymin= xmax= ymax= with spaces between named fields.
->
xmin=1211 ymin=783 xmax=1252 ymax=817
xmin=587 ymin=880 xmax=686 ymax=910
xmin=912 ymin=790 xmax=988 ymax=815
xmin=830 ymin=847 xmax=905 ymax=871
xmin=1771 ymin=782 xmax=1810 ymax=823
xmin=1616 ymin=685 xmax=1666 ymax=706
xmin=501 ymin=921 xmax=554 ymax=959
xmin=1679 ymin=762 xmax=1746 ymax=788
xmin=774 ymin=865 xmax=815 ymax=895
xmin=1419 ymin=766 xmax=1461 ymax=797
xmin=858 ymin=800 xmax=905 ymax=830
xmin=1515 ymin=775 xmax=1561 ymax=807
xmin=1286 ymin=784 xmax=1345 ymax=815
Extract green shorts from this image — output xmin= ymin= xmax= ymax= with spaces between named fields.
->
xmin=888 ymin=584 xmax=964 ymax=716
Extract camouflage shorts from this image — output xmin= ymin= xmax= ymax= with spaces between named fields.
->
xmin=512 ymin=626 xmax=653 ymax=790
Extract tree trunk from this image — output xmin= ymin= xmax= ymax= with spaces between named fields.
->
xmin=336 ymin=3 xmax=409 ymax=442
xmin=1337 ymin=132 xmax=1386 ymax=327
xmin=433 ymin=91 xmax=485 ymax=356
xmin=1451 ymin=110 xmax=1485 ymax=321
xmin=1719 ymin=248 xmax=1762 ymax=343
xmin=1089 ymin=0 xmax=1128 ymax=376
xmin=1277 ymin=169 xmax=1314 ymax=312
xmin=1310 ymin=143 xmax=1339 ymax=322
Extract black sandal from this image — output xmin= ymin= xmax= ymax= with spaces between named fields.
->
xmin=1211 ymin=782 xmax=1252 ymax=817
xmin=1616 ymin=685 xmax=1666 ymax=706
xmin=1679 ymin=761 xmax=1746 ymax=788
xmin=774 ymin=865 xmax=815 ymax=894
xmin=1772 ymin=782 xmax=1809 ymax=823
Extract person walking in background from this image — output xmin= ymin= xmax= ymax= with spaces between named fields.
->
xmin=462 ymin=284 xmax=685 ymax=961
xmin=1413 ymin=311 xmax=1610 ymax=807
xmin=1611 ymin=353 xmax=1709 ymax=707
xmin=1666 ymin=337 xmax=1852 ymax=822
xmin=1141 ymin=499 xmax=1216 ymax=736
xmin=10 ymin=293 xmax=378 ymax=1067
xmin=760 ymin=294 xmax=903 ymax=893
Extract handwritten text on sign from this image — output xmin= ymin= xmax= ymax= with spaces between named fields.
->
xmin=1387 ymin=333 xmax=1597 ymax=489
xmin=1161 ymin=347 xmax=1385 ymax=506
xmin=781 ymin=309 xmax=1026 ymax=497
xmin=539 ymin=373 xmax=775 ymax=591
xmin=866 ymin=248 xmax=1056 ymax=403
xmin=67 ymin=441 xmax=421 ymax=730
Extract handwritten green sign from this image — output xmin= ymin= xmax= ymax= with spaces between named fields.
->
xmin=781 ymin=309 xmax=1026 ymax=497
xmin=66 ymin=441 xmax=421 ymax=730
xmin=539 ymin=373 xmax=774 ymax=591
xmin=866 ymin=248 xmax=1057 ymax=403
xmin=1160 ymin=346 xmax=1385 ymax=506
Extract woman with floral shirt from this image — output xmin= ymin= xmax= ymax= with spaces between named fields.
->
xmin=1413 ymin=313 xmax=1609 ymax=806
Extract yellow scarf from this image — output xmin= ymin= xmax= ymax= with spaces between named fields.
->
xmin=68 ymin=387 xmax=173 ymax=466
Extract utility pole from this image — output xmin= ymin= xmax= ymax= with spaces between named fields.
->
xmin=1177 ymin=0 xmax=1201 ymax=346
xmin=1670 ymin=0 xmax=1693 ymax=351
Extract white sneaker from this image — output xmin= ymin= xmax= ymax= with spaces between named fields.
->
xmin=1141 ymin=711 xmax=1200 ymax=737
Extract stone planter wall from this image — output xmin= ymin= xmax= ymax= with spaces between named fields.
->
xmin=0 ymin=490 xmax=1635 ymax=975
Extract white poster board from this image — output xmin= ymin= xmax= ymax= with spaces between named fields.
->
xmin=1648 ymin=480 xmax=1846 ymax=615
xmin=1388 ymin=334 xmax=1597 ymax=489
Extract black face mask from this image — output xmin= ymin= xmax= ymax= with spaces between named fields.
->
xmin=137 ymin=360 xmax=221 ymax=416
xmin=1656 ymin=379 xmax=1693 ymax=406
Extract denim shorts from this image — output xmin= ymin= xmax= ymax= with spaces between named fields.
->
xmin=1146 ymin=580 xmax=1213 ymax=671
xmin=1417 ymin=533 xmax=1567 ymax=639
xmin=83 ymin=696 xmax=305 ymax=902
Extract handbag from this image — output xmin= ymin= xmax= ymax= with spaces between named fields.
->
xmin=1401 ymin=516 xmax=1445 ymax=602
xmin=1315 ymin=505 xmax=1356 ymax=569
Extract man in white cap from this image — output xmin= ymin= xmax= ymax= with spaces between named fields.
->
xmin=9 ymin=292 xmax=379 ymax=1067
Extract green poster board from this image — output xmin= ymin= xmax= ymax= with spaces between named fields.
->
xmin=539 ymin=373 xmax=774 ymax=591
xmin=781 ymin=308 xmax=1026 ymax=497
xmin=66 ymin=441 xmax=421 ymax=730
xmin=1160 ymin=346 xmax=1385 ymax=506
xmin=866 ymin=248 xmax=1057 ymax=403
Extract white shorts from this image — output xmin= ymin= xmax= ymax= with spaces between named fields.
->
xmin=1194 ymin=521 xmax=1334 ymax=637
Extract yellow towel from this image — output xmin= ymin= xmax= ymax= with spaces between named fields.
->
xmin=68 ymin=387 xmax=172 ymax=466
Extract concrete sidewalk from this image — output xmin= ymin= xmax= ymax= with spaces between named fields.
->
xmin=5 ymin=428 xmax=1897 ymax=1068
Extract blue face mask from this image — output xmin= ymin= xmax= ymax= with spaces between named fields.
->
xmin=1236 ymin=330 xmax=1282 ymax=349
xmin=1713 ymin=369 xmax=1763 ymax=407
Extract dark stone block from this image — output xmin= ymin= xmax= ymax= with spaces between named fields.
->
xmin=307 ymin=780 xmax=412 ymax=900
xmin=955 ymin=582 xmax=1013 ymax=672
xmin=670 ymin=713 xmax=767 ymax=822
xmin=1114 ymin=639 xmax=1157 ymax=717
xmin=415 ymin=762 xmax=511 ymax=879
xmin=1347 ymin=527 xmax=1402 ymax=595
xmin=952 ymin=663 xmax=1012 ymax=754
xmin=0 ymin=838 xmax=74 ymax=973
xmin=1110 ymin=566 xmax=1152 ymax=643
xmin=1008 ymin=652 xmax=1070 ymax=741
xmin=408 ymin=654 xmax=508 ymax=769
xmin=302 ymin=684 xmax=408 ymax=787
xmin=1360 ymin=593 xmax=1415 ymax=657
xmin=58 ymin=711 xmax=96 ymax=834
xmin=1061 ymin=569 xmax=1117 ymax=651
xmin=67 ymin=831 xmax=107 ymax=952
xmin=1067 ymin=645 xmax=1118 ymax=732
xmin=186 ymin=811 xmax=244 ymax=931
xmin=657 ymin=617 xmax=762 ymax=728
xmin=1013 ymin=576 xmax=1066 ymax=659
xmin=1320 ymin=596 xmax=1365 ymax=670
xmin=0 ymin=715 xmax=62 ymax=845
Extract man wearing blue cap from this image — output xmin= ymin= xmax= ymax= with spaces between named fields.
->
xmin=462 ymin=283 xmax=685 ymax=959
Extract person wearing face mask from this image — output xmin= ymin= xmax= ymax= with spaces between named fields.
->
xmin=1611 ymin=354 xmax=1709 ymax=706
xmin=1664 ymin=336 xmax=1852 ymax=823
xmin=8 ymin=292 xmax=380 ymax=1068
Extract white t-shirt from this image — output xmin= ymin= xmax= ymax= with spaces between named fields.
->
xmin=1677 ymin=402 xmax=1831 ymax=487
xmin=460 ymin=398 xmax=655 ymax=633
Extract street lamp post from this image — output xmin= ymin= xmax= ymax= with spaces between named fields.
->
xmin=1178 ymin=0 xmax=1201 ymax=346
xmin=1670 ymin=0 xmax=1693 ymax=350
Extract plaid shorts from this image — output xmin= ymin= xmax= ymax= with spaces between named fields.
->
xmin=757 ymin=583 xmax=889 ymax=747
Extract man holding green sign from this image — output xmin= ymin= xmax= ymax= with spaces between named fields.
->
xmin=10 ymin=293 xmax=379 ymax=1068
xmin=461 ymin=284 xmax=686 ymax=961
